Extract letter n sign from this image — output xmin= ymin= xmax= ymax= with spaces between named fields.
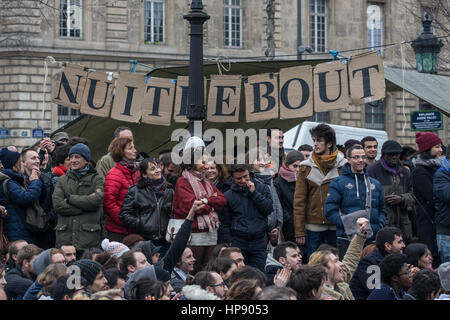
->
xmin=52 ymin=63 xmax=88 ymax=109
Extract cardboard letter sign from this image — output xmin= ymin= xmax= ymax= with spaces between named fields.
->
xmin=52 ymin=63 xmax=88 ymax=109
xmin=314 ymin=60 xmax=349 ymax=112
xmin=80 ymin=71 xmax=114 ymax=118
xmin=245 ymin=73 xmax=279 ymax=123
xmin=279 ymin=65 xmax=313 ymax=119
xmin=110 ymin=72 xmax=144 ymax=123
xmin=207 ymin=74 xmax=241 ymax=123
xmin=348 ymin=51 xmax=385 ymax=105
xmin=141 ymin=77 xmax=175 ymax=126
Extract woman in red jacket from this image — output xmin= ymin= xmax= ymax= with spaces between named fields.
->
xmin=172 ymin=147 xmax=227 ymax=274
xmin=103 ymin=137 xmax=140 ymax=242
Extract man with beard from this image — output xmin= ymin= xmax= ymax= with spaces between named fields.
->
xmin=265 ymin=241 xmax=302 ymax=286
xmin=266 ymin=128 xmax=285 ymax=171
xmin=293 ymin=123 xmax=347 ymax=260
xmin=361 ymin=136 xmax=378 ymax=167
xmin=349 ymin=227 xmax=406 ymax=300
xmin=325 ymin=145 xmax=386 ymax=259
xmin=367 ymin=140 xmax=415 ymax=243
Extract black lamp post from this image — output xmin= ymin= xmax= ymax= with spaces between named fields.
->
xmin=184 ymin=1 xmax=210 ymax=137
xmin=411 ymin=13 xmax=443 ymax=111
xmin=411 ymin=13 xmax=443 ymax=74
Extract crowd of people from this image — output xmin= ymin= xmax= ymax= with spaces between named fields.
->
xmin=0 ymin=123 xmax=449 ymax=301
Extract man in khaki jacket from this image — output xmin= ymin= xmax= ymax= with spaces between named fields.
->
xmin=293 ymin=123 xmax=347 ymax=260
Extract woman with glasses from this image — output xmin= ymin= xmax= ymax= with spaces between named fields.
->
xmin=274 ymin=150 xmax=304 ymax=243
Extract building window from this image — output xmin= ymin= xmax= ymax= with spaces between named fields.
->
xmin=310 ymin=0 xmax=327 ymax=52
xmin=60 ymin=0 xmax=82 ymax=38
xmin=367 ymin=3 xmax=383 ymax=55
xmin=144 ymin=1 xmax=165 ymax=44
xmin=310 ymin=112 xmax=330 ymax=123
xmin=58 ymin=106 xmax=80 ymax=128
xmin=365 ymin=101 xmax=385 ymax=130
xmin=223 ymin=0 xmax=242 ymax=48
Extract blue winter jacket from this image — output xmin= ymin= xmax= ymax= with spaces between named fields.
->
xmin=433 ymin=168 xmax=450 ymax=236
xmin=0 ymin=169 xmax=43 ymax=243
xmin=367 ymin=282 xmax=405 ymax=300
xmin=324 ymin=163 xmax=386 ymax=239
xmin=220 ymin=179 xmax=273 ymax=243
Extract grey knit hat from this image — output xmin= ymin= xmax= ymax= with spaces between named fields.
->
xmin=438 ymin=262 xmax=450 ymax=292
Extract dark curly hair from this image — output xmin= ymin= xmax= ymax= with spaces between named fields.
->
xmin=309 ymin=123 xmax=336 ymax=153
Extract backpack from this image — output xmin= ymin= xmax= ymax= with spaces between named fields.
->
xmin=2 ymin=178 xmax=50 ymax=232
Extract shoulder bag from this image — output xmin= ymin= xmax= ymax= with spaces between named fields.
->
xmin=340 ymin=175 xmax=374 ymax=240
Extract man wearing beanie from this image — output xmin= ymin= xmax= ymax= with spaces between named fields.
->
xmin=71 ymin=259 xmax=107 ymax=294
xmin=53 ymin=144 xmax=104 ymax=256
xmin=367 ymin=140 xmax=415 ymax=243
xmin=0 ymin=148 xmax=43 ymax=244
xmin=412 ymin=132 xmax=443 ymax=268
xmin=437 ymin=262 xmax=450 ymax=300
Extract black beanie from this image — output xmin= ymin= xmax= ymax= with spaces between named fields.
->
xmin=71 ymin=259 xmax=103 ymax=285
xmin=381 ymin=140 xmax=403 ymax=155
xmin=0 ymin=148 xmax=20 ymax=169
xmin=154 ymin=266 xmax=171 ymax=282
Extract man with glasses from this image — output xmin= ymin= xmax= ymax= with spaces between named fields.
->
xmin=325 ymin=145 xmax=386 ymax=260
xmin=293 ymin=123 xmax=347 ymax=260
xmin=367 ymin=140 xmax=415 ymax=244
xmin=367 ymin=253 xmax=412 ymax=300
xmin=190 ymin=271 xmax=228 ymax=300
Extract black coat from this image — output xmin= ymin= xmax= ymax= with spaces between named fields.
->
xmin=349 ymin=248 xmax=386 ymax=300
xmin=214 ymin=178 xmax=232 ymax=195
xmin=367 ymin=160 xmax=414 ymax=241
xmin=4 ymin=266 xmax=35 ymax=300
xmin=220 ymin=180 xmax=273 ymax=243
xmin=119 ymin=183 xmax=174 ymax=241
xmin=273 ymin=175 xmax=296 ymax=242
xmin=433 ymin=169 xmax=450 ymax=236
xmin=411 ymin=162 xmax=440 ymax=261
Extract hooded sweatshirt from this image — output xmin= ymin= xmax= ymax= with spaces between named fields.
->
xmin=264 ymin=254 xmax=284 ymax=286
xmin=32 ymin=249 xmax=52 ymax=276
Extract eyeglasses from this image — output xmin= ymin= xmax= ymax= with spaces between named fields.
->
xmin=398 ymin=270 xmax=411 ymax=276
xmin=210 ymin=281 xmax=227 ymax=288
xmin=351 ymin=155 xmax=368 ymax=160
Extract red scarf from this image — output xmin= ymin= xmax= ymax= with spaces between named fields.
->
xmin=53 ymin=165 xmax=68 ymax=177
xmin=279 ymin=164 xmax=297 ymax=182
xmin=182 ymin=169 xmax=219 ymax=231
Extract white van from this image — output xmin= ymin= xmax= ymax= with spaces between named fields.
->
xmin=283 ymin=121 xmax=389 ymax=160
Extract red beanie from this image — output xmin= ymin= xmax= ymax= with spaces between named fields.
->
xmin=415 ymin=132 xmax=443 ymax=153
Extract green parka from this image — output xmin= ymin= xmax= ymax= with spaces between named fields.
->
xmin=52 ymin=167 xmax=104 ymax=250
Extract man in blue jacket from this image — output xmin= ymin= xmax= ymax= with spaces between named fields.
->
xmin=220 ymin=164 xmax=273 ymax=272
xmin=325 ymin=145 xmax=386 ymax=259
xmin=433 ymin=146 xmax=450 ymax=263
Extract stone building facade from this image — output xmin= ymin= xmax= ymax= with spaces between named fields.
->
xmin=0 ymin=0 xmax=448 ymax=149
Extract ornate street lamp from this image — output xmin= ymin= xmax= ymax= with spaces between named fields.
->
xmin=411 ymin=13 xmax=443 ymax=74
xmin=184 ymin=1 xmax=210 ymax=137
